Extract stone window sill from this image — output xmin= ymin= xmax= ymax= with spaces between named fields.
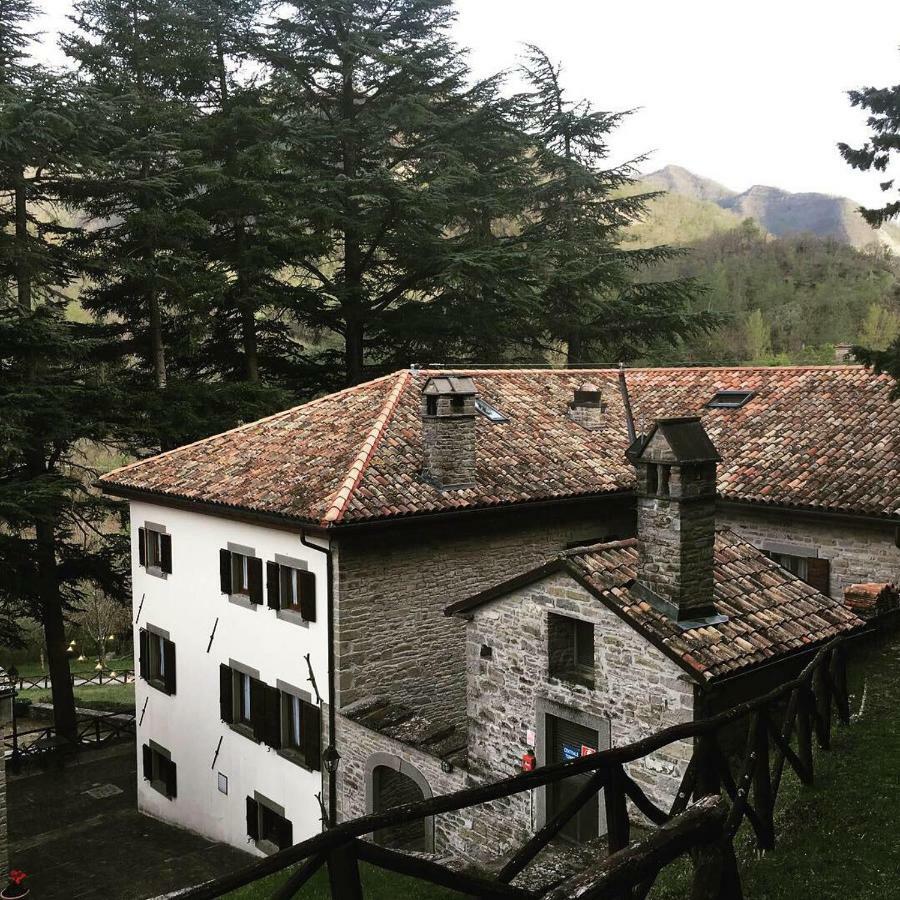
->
xmin=276 ymin=607 xmax=310 ymax=628
xmin=149 ymin=777 xmax=174 ymax=800
xmin=549 ymin=672 xmax=595 ymax=691
xmin=256 ymin=838 xmax=280 ymax=856
xmin=230 ymin=722 xmax=259 ymax=744
xmin=278 ymin=747 xmax=314 ymax=771
xmin=145 ymin=565 xmax=168 ymax=581
xmin=145 ymin=677 xmax=171 ymax=696
xmin=228 ymin=593 xmax=257 ymax=610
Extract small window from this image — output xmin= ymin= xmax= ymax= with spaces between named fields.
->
xmin=220 ymin=549 xmax=263 ymax=604
xmin=138 ymin=526 xmax=172 ymax=575
xmin=659 ymin=465 xmax=671 ymax=497
xmin=232 ymin=553 xmax=251 ymax=596
xmin=238 ymin=671 xmax=253 ymax=727
xmin=548 ymin=613 xmax=594 ymax=688
xmin=247 ymin=796 xmax=293 ymax=852
xmin=475 ymin=397 xmax=508 ymax=423
xmin=142 ymin=743 xmax=177 ymax=799
xmin=646 ymin=463 xmax=659 ymax=496
xmin=279 ymin=692 xmax=322 ymax=770
xmin=139 ymin=629 xmax=176 ymax=695
xmin=220 ymin=664 xmax=267 ymax=743
xmin=451 ymin=395 xmax=465 ymax=411
xmin=267 ymin=562 xmax=316 ymax=621
xmin=706 ymin=390 xmax=754 ymax=409
xmin=426 ymin=396 xmax=438 ymax=416
xmin=768 ymin=551 xmax=809 ymax=582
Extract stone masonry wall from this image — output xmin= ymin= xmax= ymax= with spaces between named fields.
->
xmin=719 ymin=506 xmax=900 ymax=598
xmin=465 ymin=572 xmax=695 ymax=856
xmin=333 ymin=500 xmax=634 ymax=727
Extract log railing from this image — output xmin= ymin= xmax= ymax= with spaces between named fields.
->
xmin=178 ymin=635 xmax=853 ymax=900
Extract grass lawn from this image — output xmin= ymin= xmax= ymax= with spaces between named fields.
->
xmin=13 ymin=653 xmax=133 ymax=678
xmin=19 ymin=681 xmax=135 ymax=714
xmin=227 ymin=634 xmax=899 ymax=900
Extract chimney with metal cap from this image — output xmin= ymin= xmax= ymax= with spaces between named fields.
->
xmin=567 ymin=381 xmax=604 ymax=430
xmin=421 ymin=375 xmax=477 ymax=490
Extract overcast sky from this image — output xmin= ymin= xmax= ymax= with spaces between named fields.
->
xmin=32 ymin=0 xmax=900 ymax=207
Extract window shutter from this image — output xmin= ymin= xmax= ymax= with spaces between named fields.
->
xmin=220 ymin=549 xmax=232 ymax=594
xmin=298 ymin=571 xmax=317 ymax=622
xmin=219 ymin=664 xmax=234 ymax=723
xmin=248 ymin=557 xmax=264 ymax=605
xmin=806 ymin=557 xmax=831 ymax=596
xmin=138 ymin=629 xmax=149 ymax=681
xmin=250 ymin=677 xmax=267 ymax=742
xmin=264 ymin=686 xmax=282 ymax=750
xmin=142 ymin=744 xmax=152 ymax=781
xmin=160 ymin=534 xmax=173 ymax=574
xmin=163 ymin=640 xmax=177 ymax=695
xmin=138 ymin=528 xmax=147 ymax=567
xmin=302 ymin=702 xmax=322 ymax=771
xmin=246 ymin=797 xmax=259 ymax=841
xmin=278 ymin=817 xmax=293 ymax=851
xmin=165 ymin=758 xmax=177 ymax=799
xmin=266 ymin=562 xmax=281 ymax=610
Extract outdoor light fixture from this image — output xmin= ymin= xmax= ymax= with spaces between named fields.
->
xmin=322 ymin=745 xmax=341 ymax=775
xmin=77 ymin=654 xmax=86 ymax=662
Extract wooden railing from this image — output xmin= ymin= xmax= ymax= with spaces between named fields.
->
xmin=12 ymin=668 xmax=135 ymax=691
xmin=3 ymin=710 xmax=136 ymax=764
xmin=177 ymin=635 xmax=853 ymax=900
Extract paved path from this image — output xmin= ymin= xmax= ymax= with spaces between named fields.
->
xmin=8 ymin=741 xmax=251 ymax=899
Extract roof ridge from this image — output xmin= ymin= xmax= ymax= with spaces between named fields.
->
xmin=562 ymin=537 xmax=639 ymax=558
xmin=100 ymin=372 xmax=401 ymax=485
xmin=323 ymin=371 xmax=411 ymax=524
xmin=414 ymin=365 xmax=873 ymax=375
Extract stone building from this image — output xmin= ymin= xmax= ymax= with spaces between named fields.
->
xmin=98 ymin=365 xmax=898 ymax=855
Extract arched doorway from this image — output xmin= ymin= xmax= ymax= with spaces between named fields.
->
xmin=365 ymin=753 xmax=434 ymax=852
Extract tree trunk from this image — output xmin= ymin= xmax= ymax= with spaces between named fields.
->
xmin=566 ymin=329 xmax=584 ymax=368
xmin=15 ymin=178 xmax=31 ymax=313
xmin=36 ymin=517 xmax=78 ymax=744
xmin=148 ymin=288 xmax=167 ymax=389
xmin=344 ymin=317 xmax=364 ymax=385
xmin=240 ymin=303 xmax=260 ymax=383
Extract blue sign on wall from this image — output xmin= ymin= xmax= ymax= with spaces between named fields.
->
xmin=562 ymin=743 xmax=581 ymax=761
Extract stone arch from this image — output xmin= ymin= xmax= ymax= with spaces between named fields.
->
xmin=365 ymin=752 xmax=434 ymax=852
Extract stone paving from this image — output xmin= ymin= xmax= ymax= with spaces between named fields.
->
xmin=7 ymin=740 xmax=250 ymax=899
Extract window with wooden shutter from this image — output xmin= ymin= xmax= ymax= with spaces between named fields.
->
xmin=144 ymin=744 xmax=177 ymax=799
xmin=142 ymin=744 xmax=152 ymax=780
xmin=138 ymin=629 xmax=149 ymax=681
xmin=302 ymin=702 xmax=322 ymax=771
xmin=264 ymin=685 xmax=281 ymax=750
xmin=266 ymin=562 xmax=280 ymax=610
xmin=138 ymin=528 xmax=147 ymax=567
xmin=164 ymin=757 xmax=178 ymax=799
xmin=246 ymin=797 xmax=260 ymax=841
xmin=248 ymin=557 xmax=264 ymax=605
xmin=251 ymin=677 xmax=267 ymax=742
xmin=219 ymin=664 xmax=234 ymax=724
xmin=160 ymin=534 xmax=173 ymax=575
xmin=298 ymin=571 xmax=316 ymax=622
xmin=220 ymin=549 xmax=232 ymax=594
xmin=806 ymin=557 xmax=831 ymax=596
xmin=163 ymin=640 xmax=177 ymax=695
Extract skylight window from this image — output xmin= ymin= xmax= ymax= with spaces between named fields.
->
xmin=706 ymin=390 xmax=754 ymax=410
xmin=475 ymin=397 xmax=508 ymax=423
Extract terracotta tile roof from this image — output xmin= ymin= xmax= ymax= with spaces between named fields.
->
xmin=100 ymin=366 xmax=900 ymax=525
xmin=450 ymin=530 xmax=863 ymax=682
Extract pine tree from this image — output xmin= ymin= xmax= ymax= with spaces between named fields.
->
xmin=0 ymin=0 xmax=129 ymax=742
xmin=519 ymin=46 xmax=713 ymax=366
xmin=266 ymin=0 xmax=540 ymax=386
xmin=839 ymin=68 xmax=900 ymax=394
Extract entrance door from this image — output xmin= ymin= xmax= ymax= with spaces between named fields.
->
xmin=546 ymin=713 xmax=601 ymax=844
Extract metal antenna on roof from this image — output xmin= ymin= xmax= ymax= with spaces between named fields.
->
xmin=618 ymin=363 xmax=636 ymax=443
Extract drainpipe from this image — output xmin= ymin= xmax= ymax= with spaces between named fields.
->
xmin=300 ymin=531 xmax=338 ymax=829
xmin=618 ymin=363 xmax=636 ymax=443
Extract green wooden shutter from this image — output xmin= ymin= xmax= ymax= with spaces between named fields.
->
xmin=298 ymin=571 xmax=317 ymax=622
xmin=250 ymin=677 xmax=267 ymax=742
xmin=302 ymin=702 xmax=322 ymax=771
xmin=219 ymin=664 xmax=234 ymax=723
xmin=248 ymin=557 xmax=264 ymax=605
xmin=138 ymin=629 xmax=149 ymax=681
xmin=142 ymin=744 xmax=152 ymax=781
xmin=165 ymin=758 xmax=177 ymax=799
xmin=246 ymin=797 xmax=259 ymax=841
xmin=220 ymin=549 xmax=232 ymax=594
xmin=138 ymin=528 xmax=147 ymax=567
xmin=163 ymin=639 xmax=177 ymax=695
xmin=807 ymin=557 xmax=831 ymax=596
xmin=264 ymin=686 xmax=282 ymax=749
xmin=266 ymin=562 xmax=281 ymax=610
xmin=160 ymin=534 xmax=172 ymax=574
xmin=278 ymin=817 xmax=293 ymax=850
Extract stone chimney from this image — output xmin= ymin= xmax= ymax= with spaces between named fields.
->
xmin=626 ymin=416 xmax=722 ymax=624
xmin=843 ymin=582 xmax=899 ymax=620
xmin=567 ymin=381 xmax=604 ymax=429
xmin=421 ymin=375 xmax=477 ymax=490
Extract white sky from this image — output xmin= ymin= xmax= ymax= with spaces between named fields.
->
xmin=32 ymin=0 xmax=900 ymax=206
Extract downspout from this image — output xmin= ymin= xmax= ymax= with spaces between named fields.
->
xmin=301 ymin=531 xmax=338 ymax=829
xmin=618 ymin=363 xmax=636 ymax=443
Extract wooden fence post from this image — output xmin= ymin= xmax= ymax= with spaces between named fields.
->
xmin=831 ymin=643 xmax=851 ymax=725
xmin=693 ymin=733 xmax=721 ymax=799
xmin=813 ymin=652 xmax=832 ymax=750
xmin=326 ymin=840 xmax=363 ymax=900
xmin=605 ymin=764 xmax=631 ymax=855
xmin=796 ymin=684 xmax=814 ymax=785
xmin=752 ymin=711 xmax=775 ymax=851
